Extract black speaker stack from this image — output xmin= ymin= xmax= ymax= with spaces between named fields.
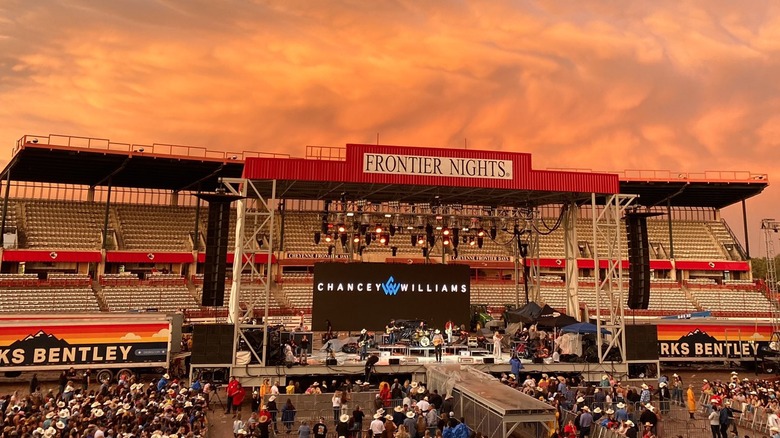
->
xmin=625 ymin=213 xmax=654 ymax=310
xmin=196 ymin=192 xmax=243 ymax=307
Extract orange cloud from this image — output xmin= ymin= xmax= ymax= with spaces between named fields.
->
xmin=0 ymin=1 xmax=779 ymax=250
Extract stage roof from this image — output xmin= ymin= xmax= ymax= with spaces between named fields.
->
xmin=2 ymin=135 xmax=768 ymax=209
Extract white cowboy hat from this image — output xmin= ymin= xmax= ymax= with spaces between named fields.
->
xmin=435 ymin=329 xmax=440 ymax=334
xmin=361 ymin=329 xmax=367 ymax=334
xmin=57 ymin=401 xmax=65 ymax=408
xmin=163 ymin=373 xmax=170 ymax=379
xmin=269 ymin=395 xmax=276 ymax=402
xmin=625 ymin=420 xmax=634 ymax=427
xmin=576 ymin=397 xmax=585 ymax=403
xmin=58 ymin=409 xmax=69 ymax=418
xmin=411 ymin=382 xmax=418 ymax=388
xmin=340 ymin=414 xmax=350 ymax=423
xmin=55 ymin=421 xmax=65 ymax=430
xmin=417 ymin=387 xmax=425 ymax=394
xmin=406 ymin=411 xmax=415 ymax=418
xmin=605 ymin=409 xmax=614 ymax=414
xmin=602 ymin=375 xmax=608 ymax=380
xmin=93 ymin=408 xmax=105 ymax=418
xmin=373 ymin=413 xmax=383 ymax=419
xmin=582 ymin=406 xmax=590 ymax=411
xmin=394 ymin=406 xmax=404 ymax=412
xmin=659 ymin=382 xmax=667 ymax=387
xmin=385 ymin=414 xmax=393 ymax=421
xmin=641 ymin=383 xmax=648 ymax=389
xmin=616 ymin=402 xmax=626 ymax=409
xmin=593 ymin=407 xmax=602 ymax=413
xmin=645 ymin=404 xmax=655 ymax=412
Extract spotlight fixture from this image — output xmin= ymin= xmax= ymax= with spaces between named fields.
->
xmin=346 ymin=212 xmax=355 ymax=217
xmin=324 ymin=234 xmax=333 ymax=243
xmin=337 ymin=223 xmax=346 ymax=233
xmin=469 ymin=237 xmax=476 ymax=246
xmin=417 ymin=235 xmax=426 ymax=246
xmin=477 ymin=228 xmax=486 ymax=238
xmin=442 ymin=227 xmax=450 ymax=236
xmin=384 ymin=213 xmax=392 ymax=218
xmin=379 ymin=233 xmax=388 ymax=245
xmin=442 ymin=236 xmax=450 ymax=246
xmin=375 ymin=224 xmax=383 ymax=234
xmin=353 ymin=234 xmax=361 ymax=244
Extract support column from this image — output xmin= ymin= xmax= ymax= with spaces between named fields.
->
xmin=102 ymin=180 xmax=113 ymax=250
xmin=666 ymin=200 xmax=674 ymax=260
xmin=563 ymin=202 xmax=580 ymax=320
xmin=87 ymin=187 xmax=95 ymax=202
xmin=742 ymin=199 xmax=750 ymax=259
xmin=228 ymin=198 xmax=246 ymax=325
xmin=171 ymin=191 xmax=179 ymax=207
xmin=0 ymin=170 xmax=11 ymax=248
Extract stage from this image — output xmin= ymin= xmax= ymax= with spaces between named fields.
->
xmin=226 ymin=341 xmax=630 ymax=386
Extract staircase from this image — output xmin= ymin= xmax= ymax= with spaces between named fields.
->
xmin=680 ymin=283 xmax=703 ymax=311
xmin=91 ymin=279 xmax=109 ymax=311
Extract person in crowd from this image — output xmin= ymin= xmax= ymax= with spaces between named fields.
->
xmin=283 ymin=398 xmax=298 ymax=433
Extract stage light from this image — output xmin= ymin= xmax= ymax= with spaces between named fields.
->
xmin=346 ymin=212 xmax=355 ymax=217
xmin=435 ymin=225 xmax=443 ymax=231
xmin=477 ymin=228 xmax=485 ymax=237
xmin=442 ymin=228 xmax=450 ymax=236
xmin=337 ymin=223 xmax=346 ymax=233
xmin=417 ymin=236 xmax=426 ymax=246
xmin=379 ymin=234 xmax=388 ymax=245
xmin=324 ymin=234 xmax=333 ymax=243
xmin=353 ymin=234 xmax=361 ymax=244
xmin=375 ymin=224 xmax=383 ymax=234
xmin=443 ymin=237 xmax=450 ymax=246
xmin=384 ymin=213 xmax=392 ymax=218
xmin=469 ymin=237 xmax=476 ymax=246
xmin=462 ymin=226 xmax=470 ymax=232
xmin=313 ymin=232 xmax=321 ymax=245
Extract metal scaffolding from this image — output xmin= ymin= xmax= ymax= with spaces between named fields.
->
xmin=223 ymin=178 xmax=277 ymax=368
xmin=592 ymin=193 xmax=635 ymax=364
xmin=762 ymin=219 xmax=780 ymax=334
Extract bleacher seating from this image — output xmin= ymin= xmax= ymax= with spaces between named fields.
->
xmin=689 ymin=287 xmax=774 ymax=315
xmin=102 ymin=286 xmax=199 ymax=312
xmin=23 ymin=200 xmax=106 ymax=249
xmin=115 ymin=204 xmax=195 ymax=251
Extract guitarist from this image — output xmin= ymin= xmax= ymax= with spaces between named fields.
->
xmin=358 ymin=329 xmax=370 ymax=360
xmin=385 ymin=320 xmax=397 ymax=345
xmin=444 ymin=321 xmax=455 ymax=344
xmin=432 ymin=329 xmax=445 ymax=362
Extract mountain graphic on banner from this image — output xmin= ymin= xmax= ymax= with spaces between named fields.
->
xmin=8 ymin=330 xmax=71 ymax=350
xmin=678 ymin=328 xmax=718 ymax=344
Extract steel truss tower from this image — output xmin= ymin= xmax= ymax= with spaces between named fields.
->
xmin=592 ymin=194 xmax=635 ymax=364
xmin=223 ymin=178 xmax=277 ymax=368
xmin=762 ymin=219 xmax=780 ymax=334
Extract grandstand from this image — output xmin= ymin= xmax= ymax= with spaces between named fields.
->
xmin=0 ymin=134 xmax=771 ymax=322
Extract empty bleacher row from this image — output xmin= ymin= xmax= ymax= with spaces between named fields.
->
xmin=0 ymin=272 xmax=100 ymax=313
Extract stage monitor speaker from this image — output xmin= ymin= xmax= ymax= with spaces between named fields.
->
xmin=326 ymin=358 xmax=338 ymax=365
xmin=388 ymin=358 xmax=400 ymax=365
xmin=191 ymin=324 xmax=235 ymax=364
xmin=482 ymin=357 xmax=494 ymax=364
xmin=626 ymin=213 xmax=652 ymax=310
xmin=198 ymin=193 xmax=241 ymax=307
xmin=625 ymin=325 xmax=659 ymax=361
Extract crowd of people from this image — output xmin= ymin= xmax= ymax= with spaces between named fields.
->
xmin=0 ymin=370 xmax=209 ymax=438
xmin=496 ymin=371 xmax=694 ymax=438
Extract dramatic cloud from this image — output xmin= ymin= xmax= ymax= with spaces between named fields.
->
xmin=1 ymin=0 xmax=778 ymax=249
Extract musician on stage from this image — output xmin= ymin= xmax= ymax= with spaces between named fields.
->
xmin=385 ymin=320 xmax=397 ymax=345
xmin=444 ymin=321 xmax=455 ymax=344
xmin=432 ymin=329 xmax=445 ymax=362
xmin=358 ymin=329 xmax=370 ymax=360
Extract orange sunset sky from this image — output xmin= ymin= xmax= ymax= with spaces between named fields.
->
xmin=1 ymin=1 xmax=779 ymax=253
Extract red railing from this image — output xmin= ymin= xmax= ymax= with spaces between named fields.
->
xmin=547 ymin=167 xmax=769 ymax=183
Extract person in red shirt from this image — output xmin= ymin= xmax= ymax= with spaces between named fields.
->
xmin=226 ymin=376 xmax=241 ymax=415
xmin=231 ymin=381 xmax=246 ymax=417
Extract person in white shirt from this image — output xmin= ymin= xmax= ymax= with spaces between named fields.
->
xmin=417 ymin=397 xmax=430 ymax=412
xmin=271 ymin=382 xmax=280 ymax=395
xmin=769 ymin=408 xmax=780 ymax=431
xmin=370 ymin=412 xmax=385 ymax=438
xmin=233 ymin=414 xmax=245 ymax=437
xmin=493 ymin=330 xmax=503 ymax=360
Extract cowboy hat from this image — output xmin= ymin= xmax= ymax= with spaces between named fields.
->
xmin=605 ymin=409 xmax=614 ymax=415
xmin=659 ymin=382 xmax=667 ymax=387
xmin=259 ymin=414 xmax=269 ymax=423
xmin=641 ymin=383 xmax=648 ymax=389
xmin=55 ymin=421 xmax=65 ymax=430
xmin=93 ymin=409 xmax=105 ymax=418
xmin=179 ymin=388 xmax=187 ymax=395
xmin=593 ymin=407 xmax=602 ymax=413
xmin=602 ymin=374 xmax=608 ymax=380
xmin=417 ymin=387 xmax=425 ymax=394
xmin=237 ymin=430 xmax=247 ymax=435
xmin=582 ymin=406 xmax=590 ymax=411
xmin=434 ymin=329 xmax=440 ymax=334
xmin=394 ymin=406 xmax=404 ymax=412
xmin=406 ymin=411 xmax=415 ymax=418
xmin=340 ymin=414 xmax=350 ymax=423
xmin=644 ymin=422 xmax=652 ymax=427
xmin=625 ymin=420 xmax=634 ymax=427
xmin=411 ymin=382 xmax=418 ymax=388
xmin=361 ymin=329 xmax=367 ymax=334
xmin=58 ymin=409 xmax=69 ymax=418
xmin=57 ymin=401 xmax=66 ymax=408
xmin=772 ymin=426 xmax=780 ymax=432
xmin=385 ymin=414 xmax=393 ymax=420
xmin=616 ymin=402 xmax=626 ymax=409
xmin=576 ymin=397 xmax=585 ymax=403
xmin=373 ymin=413 xmax=383 ymax=419
xmin=268 ymin=395 xmax=276 ymax=402
xmin=163 ymin=373 xmax=170 ymax=379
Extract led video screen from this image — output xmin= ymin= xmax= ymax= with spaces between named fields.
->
xmin=311 ymin=263 xmax=470 ymax=331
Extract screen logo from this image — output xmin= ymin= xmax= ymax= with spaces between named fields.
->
xmin=382 ymin=276 xmax=400 ymax=296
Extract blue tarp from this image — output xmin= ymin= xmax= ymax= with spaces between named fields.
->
xmin=560 ymin=322 xmax=611 ymax=335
